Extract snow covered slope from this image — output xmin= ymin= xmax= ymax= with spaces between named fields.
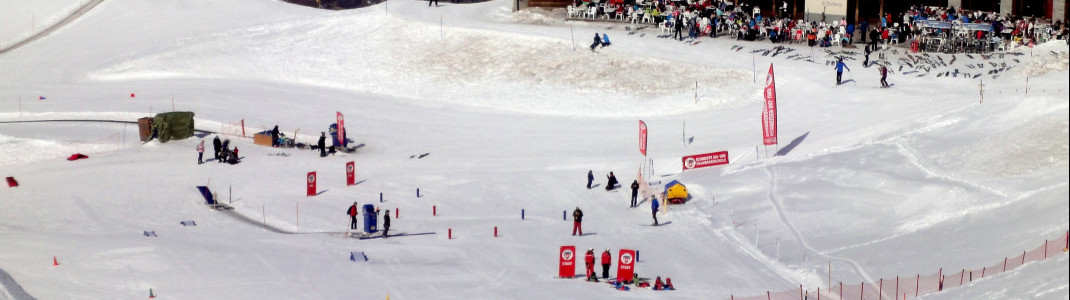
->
xmin=1 ymin=0 xmax=1066 ymax=299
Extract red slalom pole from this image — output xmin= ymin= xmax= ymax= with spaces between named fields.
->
xmin=448 ymin=228 xmax=452 ymax=239
xmin=395 ymin=208 xmax=399 ymax=219
xmin=494 ymin=226 xmax=498 ymax=237
xmin=433 ymin=205 xmax=437 ymax=216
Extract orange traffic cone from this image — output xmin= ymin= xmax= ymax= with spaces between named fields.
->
xmin=53 ymin=256 xmax=59 ymax=266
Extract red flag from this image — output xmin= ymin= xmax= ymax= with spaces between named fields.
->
xmin=306 ymin=171 xmax=317 ymax=197
xmin=639 ymin=120 xmax=648 ymax=156
xmin=762 ymin=64 xmax=778 ymax=145
xmin=345 ymin=161 xmax=355 ymax=186
xmin=336 ymin=112 xmax=345 ymax=146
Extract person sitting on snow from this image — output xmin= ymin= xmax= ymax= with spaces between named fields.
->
xmin=653 ymin=276 xmax=665 ymax=290
xmin=601 ymin=33 xmax=611 ymax=48
xmin=664 ymin=277 xmax=675 ymax=290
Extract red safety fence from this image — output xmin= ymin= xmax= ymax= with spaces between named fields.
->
xmin=732 ymin=230 xmax=1068 ymax=300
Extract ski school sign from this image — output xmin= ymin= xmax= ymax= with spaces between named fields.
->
xmin=559 ymin=246 xmax=576 ymax=278
xmin=682 ymin=151 xmax=729 ymax=171
xmin=615 ymin=249 xmax=635 ymax=282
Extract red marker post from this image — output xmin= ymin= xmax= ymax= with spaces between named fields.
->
xmin=345 ymin=161 xmax=355 ymax=186
xmin=559 ymin=246 xmax=576 ymax=278
xmin=306 ymin=171 xmax=317 ymax=197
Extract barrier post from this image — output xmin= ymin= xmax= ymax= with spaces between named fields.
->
xmin=448 ymin=228 xmax=452 ymax=239
xmin=859 ymin=280 xmax=864 ymax=300
xmin=395 ymin=208 xmax=399 ymax=219
xmin=1044 ymin=239 xmax=1048 ymax=258
xmin=433 ymin=205 xmax=437 ymax=216
xmin=916 ymin=274 xmax=920 ymax=296
xmin=494 ymin=226 xmax=498 ymax=237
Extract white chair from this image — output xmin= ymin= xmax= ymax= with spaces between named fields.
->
xmin=584 ymin=6 xmax=598 ymax=19
xmin=661 ymin=19 xmax=672 ymax=34
xmin=642 ymin=12 xmax=653 ymax=24
xmin=567 ymin=5 xmax=581 ymax=19
xmin=629 ymin=11 xmax=640 ymax=24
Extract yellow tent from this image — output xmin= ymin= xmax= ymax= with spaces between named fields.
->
xmin=663 ymin=180 xmax=688 ymax=204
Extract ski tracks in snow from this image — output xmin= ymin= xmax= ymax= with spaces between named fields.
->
xmin=762 ymin=166 xmax=875 ymax=284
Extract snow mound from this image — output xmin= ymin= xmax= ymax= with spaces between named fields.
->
xmin=1011 ymin=41 xmax=1069 ymax=78
xmin=86 ymin=12 xmax=748 ymax=116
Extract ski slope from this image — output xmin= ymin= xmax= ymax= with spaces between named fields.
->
xmin=1 ymin=0 xmax=1067 ymax=299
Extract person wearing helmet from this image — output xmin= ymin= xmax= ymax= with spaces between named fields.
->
xmin=601 ymin=249 xmax=612 ymax=279
xmin=584 ymin=248 xmax=597 ymax=281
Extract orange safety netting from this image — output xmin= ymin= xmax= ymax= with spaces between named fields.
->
xmin=729 ymin=231 xmax=1068 ymax=300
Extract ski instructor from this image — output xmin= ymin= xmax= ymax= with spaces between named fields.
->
xmin=347 ymin=202 xmax=359 ymax=230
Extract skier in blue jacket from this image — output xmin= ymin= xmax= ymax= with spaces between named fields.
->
xmin=834 ymin=57 xmax=850 ymax=85
xmin=651 ymin=196 xmax=660 ymax=225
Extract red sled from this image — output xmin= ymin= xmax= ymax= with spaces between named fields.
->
xmin=5 ymin=177 xmax=17 ymax=187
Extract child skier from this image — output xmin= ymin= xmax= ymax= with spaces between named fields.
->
xmin=834 ymin=57 xmax=850 ymax=85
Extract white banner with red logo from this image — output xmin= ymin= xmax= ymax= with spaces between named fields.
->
xmin=336 ymin=112 xmax=345 ymax=146
xmin=762 ymin=64 xmax=778 ymax=146
xmin=559 ymin=245 xmax=576 ymax=278
xmin=682 ymin=151 xmax=729 ymax=170
xmin=345 ymin=161 xmax=355 ymax=186
xmin=306 ymin=171 xmax=317 ymax=197
xmin=615 ymin=249 xmax=635 ymax=282
xmin=639 ymin=120 xmax=648 ymax=156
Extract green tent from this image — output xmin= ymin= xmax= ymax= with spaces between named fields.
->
xmin=153 ymin=112 xmax=195 ymax=143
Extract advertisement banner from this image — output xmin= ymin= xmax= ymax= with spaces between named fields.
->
xmin=559 ymin=246 xmax=576 ymax=278
xmin=616 ymin=249 xmax=636 ymax=282
xmin=762 ymin=64 xmax=778 ymax=146
xmin=804 ymin=0 xmax=848 ymax=20
xmin=639 ymin=120 xmax=648 ymax=156
xmin=346 ymin=161 xmax=355 ymax=186
xmin=336 ymin=112 xmax=345 ymax=146
xmin=682 ymin=151 xmax=730 ymax=170
xmin=306 ymin=171 xmax=317 ymax=197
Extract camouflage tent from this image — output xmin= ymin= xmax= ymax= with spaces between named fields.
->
xmin=153 ymin=112 xmax=195 ymax=143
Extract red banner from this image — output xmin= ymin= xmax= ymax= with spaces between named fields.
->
xmin=336 ymin=112 xmax=345 ymax=146
xmin=762 ymin=64 xmax=778 ymax=145
xmin=559 ymin=246 xmax=576 ymax=278
xmin=306 ymin=171 xmax=317 ymax=197
xmin=616 ymin=249 xmax=635 ymax=282
xmin=639 ymin=120 xmax=648 ymax=156
xmin=345 ymin=161 xmax=355 ymax=186
xmin=682 ymin=151 xmax=729 ymax=170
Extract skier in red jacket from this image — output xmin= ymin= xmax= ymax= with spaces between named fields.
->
xmin=601 ymin=249 xmax=612 ymax=279
xmin=347 ymin=202 xmax=359 ymax=230
xmin=584 ymin=248 xmax=597 ymax=281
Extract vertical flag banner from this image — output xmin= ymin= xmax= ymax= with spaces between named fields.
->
xmin=639 ymin=120 xmax=648 ymax=156
xmin=559 ymin=246 xmax=576 ymax=278
xmin=345 ymin=161 xmax=355 ymax=186
xmin=762 ymin=64 xmax=778 ymax=145
xmin=336 ymin=112 xmax=345 ymax=146
xmin=306 ymin=171 xmax=317 ymax=197
xmin=616 ymin=249 xmax=636 ymax=282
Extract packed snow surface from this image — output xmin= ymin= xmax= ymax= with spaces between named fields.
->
xmin=1 ymin=0 xmax=1067 ymax=299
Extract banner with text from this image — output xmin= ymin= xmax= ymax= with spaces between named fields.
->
xmin=559 ymin=245 xmax=577 ymax=278
xmin=616 ymin=249 xmax=636 ymax=282
xmin=639 ymin=120 xmax=648 ymax=156
xmin=336 ymin=112 xmax=346 ymax=146
xmin=682 ymin=151 xmax=729 ymax=171
xmin=762 ymin=64 xmax=778 ymax=146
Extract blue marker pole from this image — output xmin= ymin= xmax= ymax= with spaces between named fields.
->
xmin=522 ymin=209 xmax=525 ymax=220
xmin=563 ymin=210 xmax=566 ymax=221
xmin=417 ymin=188 xmax=421 ymax=198
xmin=379 ymin=192 xmax=383 ymax=203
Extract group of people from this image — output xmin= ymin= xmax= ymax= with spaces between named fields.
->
xmin=198 ymin=135 xmax=239 ymax=165
xmin=580 ymin=248 xmax=676 ymax=290
xmin=590 ymin=32 xmax=612 ymax=50
xmin=347 ymin=202 xmax=392 ymax=238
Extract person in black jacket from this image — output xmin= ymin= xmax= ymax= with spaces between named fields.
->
xmin=587 ymin=170 xmax=594 ymax=189
xmin=572 ymin=207 xmax=584 ymax=236
xmin=271 ymin=125 xmax=280 ymax=147
xmin=212 ymin=136 xmax=222 ymax=162
xmin=605 ymin=172 xmax=618 ymax=191
xmin=318 ymin=132 xmax=327 ymax=157
xmin=630 ymin=180 xmax=640 ymax=207
xmin=383 ymin=210 xmax=391 ymax=238
xmin=590 ymin=33 xmax=602 ymax=51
